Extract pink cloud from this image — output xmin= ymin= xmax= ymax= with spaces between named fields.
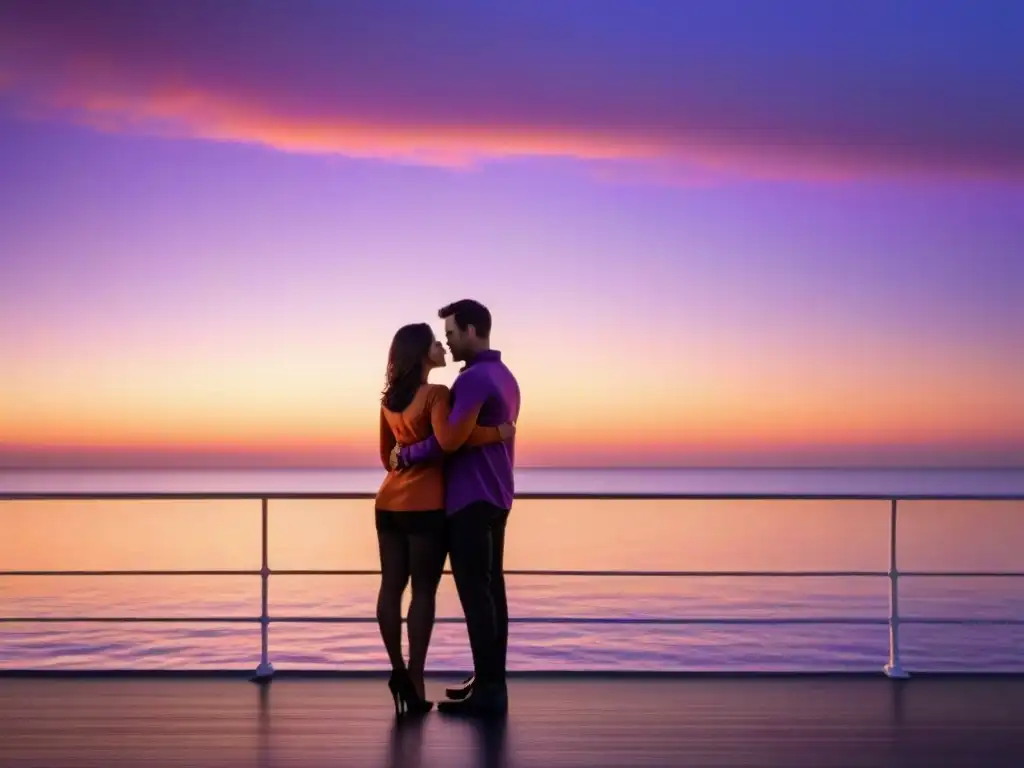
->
xmin=0 ymin=4 xmax=1022 ymax=184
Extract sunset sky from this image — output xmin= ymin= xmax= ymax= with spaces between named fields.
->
xmin=1 ymin=0 xmax=1022 ymax=468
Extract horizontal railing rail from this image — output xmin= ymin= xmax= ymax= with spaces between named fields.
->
xmin=1 ymin=491 xmax=1023 ymax=679
xmin=3 ymin=492 xmax=1024 ymax=501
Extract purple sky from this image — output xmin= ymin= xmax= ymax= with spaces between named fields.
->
xmin=0 ymin=1 xmax=1022 ymax=468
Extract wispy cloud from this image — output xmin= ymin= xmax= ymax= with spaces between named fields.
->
xmin=1 ymin=1 xmax=1022 ymax=183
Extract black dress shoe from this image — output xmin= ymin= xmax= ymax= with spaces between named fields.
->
xmin=445 ymin=674 xmax=475 ymax=701
xmin=437 ymin=682 xmax=508 ymax=717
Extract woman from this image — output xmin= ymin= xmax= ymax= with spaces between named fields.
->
xmin=375 ymin=322 xmax=514 ymax=715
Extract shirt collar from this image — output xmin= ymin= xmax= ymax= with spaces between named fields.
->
xmin=461 ymin=349 xmax=501 ymax=371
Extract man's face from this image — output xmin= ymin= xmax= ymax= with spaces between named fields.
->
xmin=443 ymin=316 xmax=472 ymax=361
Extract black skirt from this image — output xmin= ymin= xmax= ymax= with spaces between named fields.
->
xmin=375 ymin=508 xmax=447 ymax=536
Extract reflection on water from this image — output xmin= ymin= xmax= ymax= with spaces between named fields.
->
xmin=0 ymin=493 xmax=1022 ymax=672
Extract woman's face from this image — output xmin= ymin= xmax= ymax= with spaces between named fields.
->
xmin=425 ymin=336 xmax=447 ymax=368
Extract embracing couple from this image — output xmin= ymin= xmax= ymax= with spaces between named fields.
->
xmin=374 ymin=299 xmax=520 ymax=718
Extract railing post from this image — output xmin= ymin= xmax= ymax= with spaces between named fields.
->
xmin=253 ymin=496 xmax=275 ymax=683
xmin=884 ymin=498 xmax=909 ymax=679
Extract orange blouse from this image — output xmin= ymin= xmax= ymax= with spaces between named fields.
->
xmin=376 ymin=383 xmax=503 ymax=512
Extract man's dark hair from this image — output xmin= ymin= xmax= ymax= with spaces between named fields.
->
xmin=438 ymin=299 xmax=491 ymax=339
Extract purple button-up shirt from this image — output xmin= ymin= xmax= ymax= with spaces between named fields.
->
xmin=398 ymin=349 xmax=520 ymax=514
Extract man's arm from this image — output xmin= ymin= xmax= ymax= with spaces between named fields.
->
xmin=395 ymin=434 xmax=444 ymax=468
xmin=397 ymin=380 xmax=490 ymax=468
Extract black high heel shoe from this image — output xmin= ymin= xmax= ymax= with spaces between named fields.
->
xmin=388 ymin=669 xmax=433 ymax=716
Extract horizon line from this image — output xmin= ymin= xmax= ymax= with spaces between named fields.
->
xmin=2 ymin=464 xmax=1022 ymax=472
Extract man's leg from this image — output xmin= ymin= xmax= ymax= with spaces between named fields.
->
xmin=440 ymin=502 xmax=507 ymax=715
xmin=446 ymin=508 xmax=510 ymax=701
xmin=491 ymin=509 xmax=510 ymax=681
xmin=446 ymin=504 xmax=498 ymax=686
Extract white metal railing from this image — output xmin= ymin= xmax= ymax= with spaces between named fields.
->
xmin=1 ymin=492 xmax=1023 ymax=680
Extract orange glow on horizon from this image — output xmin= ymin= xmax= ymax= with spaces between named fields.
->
xmin=3 ymin=337 xmax=1022 ymax=467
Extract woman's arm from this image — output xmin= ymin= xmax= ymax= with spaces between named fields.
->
xmin=395 ymin=387 xmax=515 ymax=469
xmin=429 ymin=386 xmax=488 ymax=452
xmin=396 ymin=378 xmax=506 ymax=468
xmin=379 ymin=407 xmax=397 ymax=470
xmin=465 ymin=421 xmax=512 ymax=447
xmin=438 ymin=386 xmax=505 ymax=448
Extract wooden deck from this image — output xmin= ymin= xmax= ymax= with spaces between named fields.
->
xmin=1 ymin=675 xmax=1022 ymax=767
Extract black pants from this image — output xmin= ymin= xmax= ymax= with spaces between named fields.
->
xmin=447 ymin=501 xmax=510 ymax=686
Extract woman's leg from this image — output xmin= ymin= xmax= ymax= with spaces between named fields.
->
xmin=376 ymin=513 xmax=410 ymax=672
xmin=405 ymin=517 xmax=448 ymax=698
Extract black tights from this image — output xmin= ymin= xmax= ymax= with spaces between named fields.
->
xmin=375 ymin=510 xmax=447 ymax=688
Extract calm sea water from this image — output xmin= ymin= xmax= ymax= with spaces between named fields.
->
xmin=1 ymin=467 xmax=1022 ymax=673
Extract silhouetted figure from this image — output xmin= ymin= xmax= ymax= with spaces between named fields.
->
xmin=376 ymin=321 xmax=515 ymax=715
xmin=393 ymin=300 xmax=521 ymax=717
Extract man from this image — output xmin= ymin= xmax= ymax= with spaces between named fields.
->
xmin=390 ymin=298 xmax=520 ymax=716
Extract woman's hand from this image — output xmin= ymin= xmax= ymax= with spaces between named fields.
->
xmin=389 ymin=443 xmax=402 ymax=470
xmin=498 ymin=422 xmax=517 ymax=440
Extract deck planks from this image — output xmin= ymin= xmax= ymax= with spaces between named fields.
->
xmin=0 ymin=675 xmax=1022 ymax=767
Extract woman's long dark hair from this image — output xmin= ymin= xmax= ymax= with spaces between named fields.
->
xmin=382 ymin=323 xmax=434 ymax=412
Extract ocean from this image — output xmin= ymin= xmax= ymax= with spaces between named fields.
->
xmin=1 ymin=467 xmax=1022 ymax=673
